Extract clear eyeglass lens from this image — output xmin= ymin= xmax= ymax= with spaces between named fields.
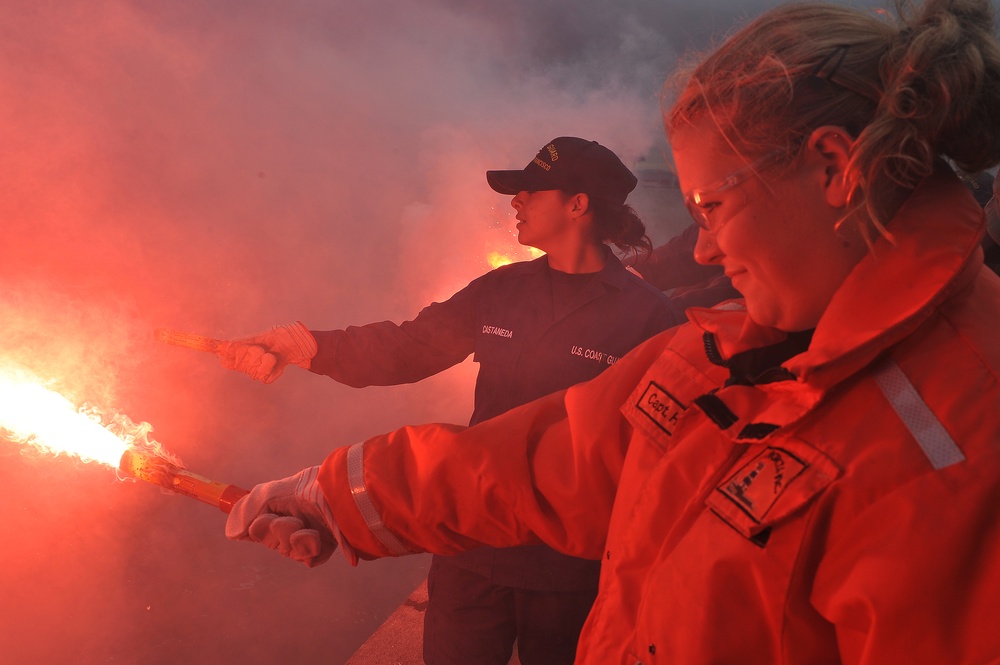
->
xmin=683 ymin=150 xmax=786 ymax=233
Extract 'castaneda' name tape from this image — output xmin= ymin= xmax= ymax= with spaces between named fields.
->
xmin=483 ymin=325 xmax=513 ymax=338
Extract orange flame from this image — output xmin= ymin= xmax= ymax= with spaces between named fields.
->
xmin=0 ymin=369 xmax=168 ymax=469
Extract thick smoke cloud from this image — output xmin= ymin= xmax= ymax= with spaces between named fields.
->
xmin=0 ymin=3 xmax=673 ymax=662
xmin=0 ymin=0 xmax=929 ymax=662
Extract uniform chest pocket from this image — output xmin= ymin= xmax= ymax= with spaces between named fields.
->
xmin=473 ymin=323 xmax=518 ymax=363
xmin=706 ymin=437 xmax=841 ymax=540
xmin=622 ymin=347 xmax=724 ymax=453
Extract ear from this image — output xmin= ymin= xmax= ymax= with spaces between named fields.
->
xmin=807 ymin=125 xmax=854 ymax=208
xmin=567 ymin=192 xmax=591 ymax=218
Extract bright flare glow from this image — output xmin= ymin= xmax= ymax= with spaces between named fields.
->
xmin=486 ymin=251 xmax=514 ymax=269
xmin=0 ymin=374 xmax=129 ymax=467
xmin=487 ymin=246 xmax=544 ymax=269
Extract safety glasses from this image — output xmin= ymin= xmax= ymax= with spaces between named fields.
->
xmin=684 ymin=150 xmax=786 ymax=233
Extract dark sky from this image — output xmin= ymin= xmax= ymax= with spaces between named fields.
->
xmin=0 ymin=0 xmax=987 ymax=663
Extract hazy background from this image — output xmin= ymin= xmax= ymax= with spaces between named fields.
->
xmin=0 ymin=0 xmax=953 ymax=662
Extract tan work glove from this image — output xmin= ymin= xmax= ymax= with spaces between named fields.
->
xmin=219 ymin=321 xmax=318 ymax=384
xmin=226 ymin=466 xmax=338 ymax=567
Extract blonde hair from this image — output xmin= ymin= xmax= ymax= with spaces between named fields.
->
xmin=666 ymin=0 xmax=1000 ymax=238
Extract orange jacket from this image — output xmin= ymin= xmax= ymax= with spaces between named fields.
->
xmin=319 ymin=172 xmax=1000 ymax=664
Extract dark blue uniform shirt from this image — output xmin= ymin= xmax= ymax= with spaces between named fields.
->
xmin=309 ymin=251 xmax=682 ymax=589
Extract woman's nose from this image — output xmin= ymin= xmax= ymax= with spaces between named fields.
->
xmin=692 ymin=226 xmax=722 ymax=265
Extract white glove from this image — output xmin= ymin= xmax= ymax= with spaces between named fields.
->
xmin=219 ymin=321 xmax=318 ymax=384
xmin=226 ymin=466 xmax=338 ymax=567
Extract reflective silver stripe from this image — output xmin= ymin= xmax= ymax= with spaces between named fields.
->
xmin=346 ymin=442 xmax=411 ymax=555
xmin=873 ymin=359 xmax=965 ymax=470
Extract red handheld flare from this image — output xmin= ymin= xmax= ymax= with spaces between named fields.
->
xmin=119 ymin=449 xmax=249 ymax=513
xmin=153 ymin=328 xmax=227 ymax=355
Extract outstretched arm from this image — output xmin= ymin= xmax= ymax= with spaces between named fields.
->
xmin=226 ymin=328 xmax=677 ymax=564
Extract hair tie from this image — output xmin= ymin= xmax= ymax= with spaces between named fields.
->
xmin=803 ymin=44 xmax=850 ymax=93
xmin=802 ymin=44 xmax=881 ymax=102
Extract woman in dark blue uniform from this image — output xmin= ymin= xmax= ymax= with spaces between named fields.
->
xmin=219 ymin=136 xmax=682 ymax=665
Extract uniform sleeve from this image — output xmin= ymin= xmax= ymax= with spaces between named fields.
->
xmin=307 ymin=277 xmax=483 ymax=387
xmin=646 ymin=294 xmax=686 ymax=337
xmin=635 ymin=222 xmax=725 ymax=292
xmin=811 ymin=470 xmax=1000 ymax=664
xmin=316 ymin=328 xmax=677 ymax=561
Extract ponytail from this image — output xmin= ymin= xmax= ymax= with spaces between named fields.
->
xmin=589 ymin=198 xmax=653 ymax=263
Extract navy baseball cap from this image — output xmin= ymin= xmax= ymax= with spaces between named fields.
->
xmin=486 ymin=137 xmax=638 ymax=206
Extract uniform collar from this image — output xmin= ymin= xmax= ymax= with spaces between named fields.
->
xmin=531 ymin=247 xmax=635 ymax=322
xmin=688 ymin=170 xmax=986 ymax=390
xmin=534 ymin=245 xmax=633 ymax=290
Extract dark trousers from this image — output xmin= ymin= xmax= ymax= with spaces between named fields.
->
xmin=423 ymin=557 xmax=598 ymax=665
